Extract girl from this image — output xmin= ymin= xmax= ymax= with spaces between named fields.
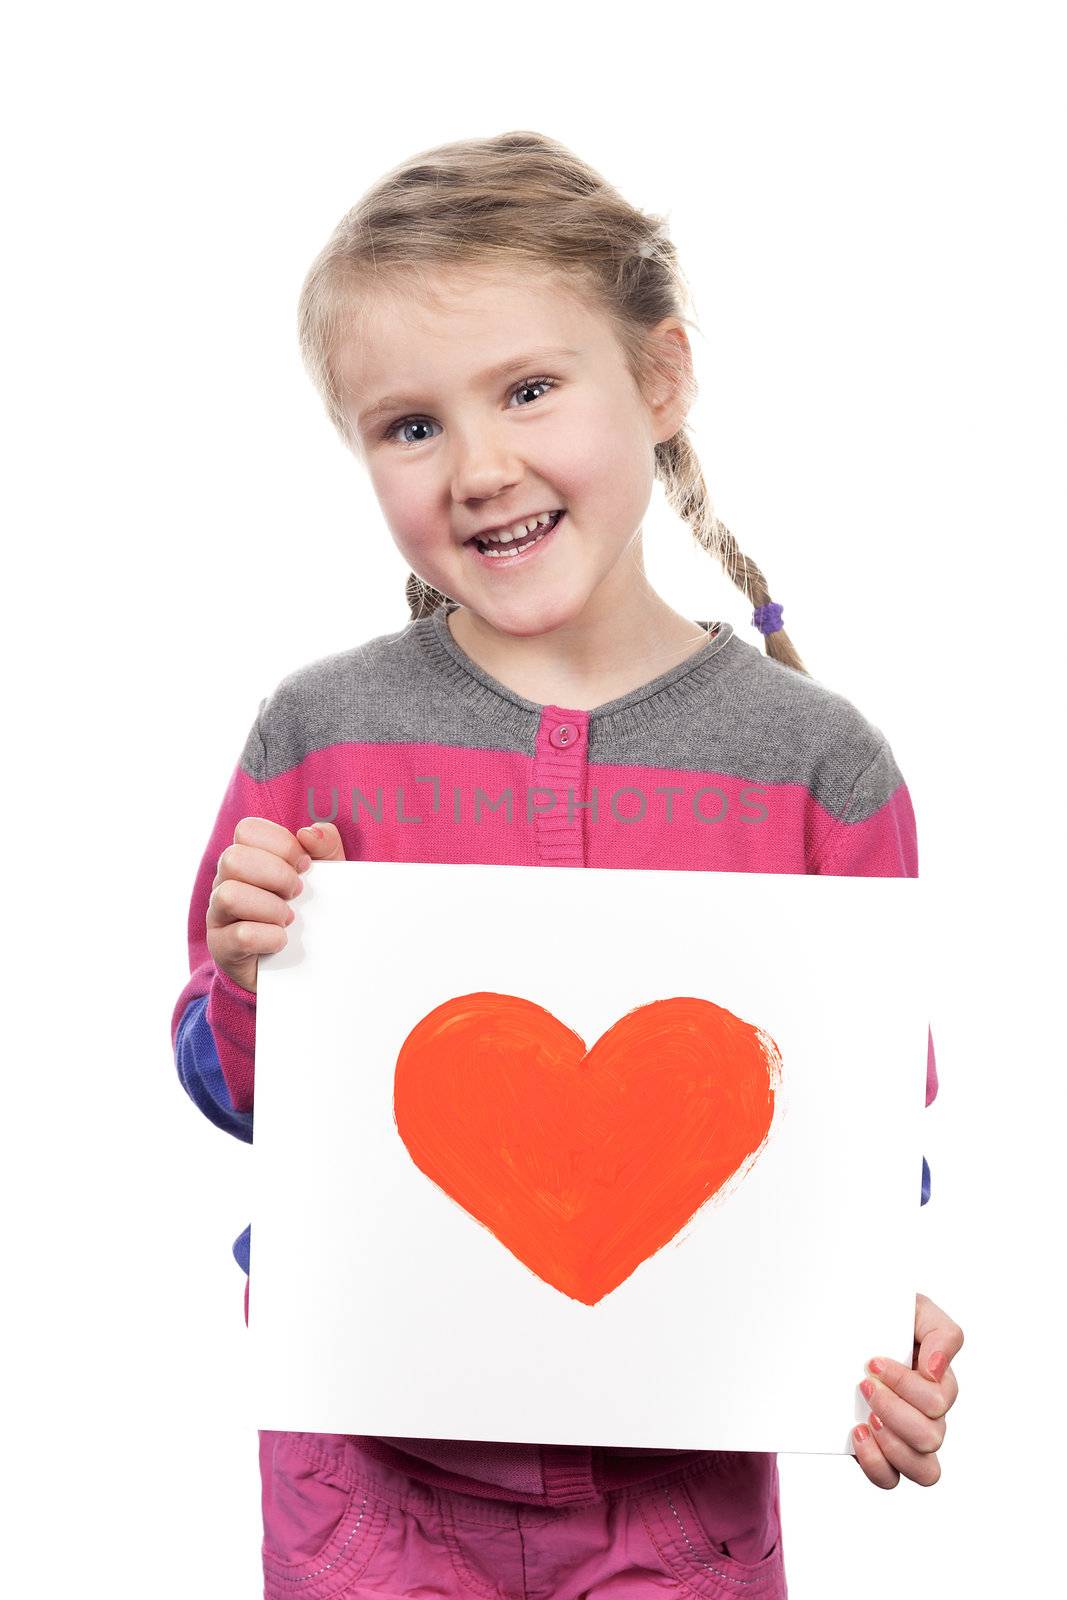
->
xmin=172 ymin=130 xmax=964 ymax=1599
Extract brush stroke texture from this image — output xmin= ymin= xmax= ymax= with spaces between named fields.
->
xmin=394 ymin=995 xmax=781 ymax=1305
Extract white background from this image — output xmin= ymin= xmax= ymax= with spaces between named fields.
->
xmin=4 ymin=2 xmax=1062 ymax=1594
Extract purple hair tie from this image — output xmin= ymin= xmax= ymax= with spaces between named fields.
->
xmin=752 ymin=601 xmax=784 ymax=635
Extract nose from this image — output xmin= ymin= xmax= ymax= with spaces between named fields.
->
xmin=448 ymin=426 xmax=525 ymax=507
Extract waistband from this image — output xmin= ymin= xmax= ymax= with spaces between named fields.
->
xmin=357 ymin=1433 xmax=751 ymax=1508
xmin=273 ymin=1432 xmax=753 ymax=1526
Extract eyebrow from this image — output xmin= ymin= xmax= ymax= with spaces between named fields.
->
xmin=356 ymin=346 xmax=583 ymax=432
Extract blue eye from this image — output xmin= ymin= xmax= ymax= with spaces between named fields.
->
xmin=384 ymin=377 xmax=557 ymax=448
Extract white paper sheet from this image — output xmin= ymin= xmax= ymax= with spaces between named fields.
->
xmin=248 ymin=861 xmax=929 ymax=1454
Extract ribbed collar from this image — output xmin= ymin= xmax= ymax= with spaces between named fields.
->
xmin=416 ymin=600 xmax=740 ymax=751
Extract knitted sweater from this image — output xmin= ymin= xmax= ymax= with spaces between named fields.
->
xmin=172 ymin=600 xmax=937 ymax=1514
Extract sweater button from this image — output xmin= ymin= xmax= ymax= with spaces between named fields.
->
xmin=549 ymin=722 xmax=581 ymax=749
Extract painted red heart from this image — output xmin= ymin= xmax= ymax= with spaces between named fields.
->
xmin=394 ymin=993 xmax=781 ymax=1305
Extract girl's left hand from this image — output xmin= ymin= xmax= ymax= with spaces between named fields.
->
xmin=852 ymin=1291 xmax=964 ymax=1488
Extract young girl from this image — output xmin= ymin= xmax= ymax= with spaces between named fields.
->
xmin=172 ymin=130 xmax=963 ymax=1599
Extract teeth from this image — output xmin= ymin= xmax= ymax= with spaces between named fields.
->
xmin=480 ymin=510 xmax=559 ymax=546
xmin=480 ymin=530 xmax=550 ymax=558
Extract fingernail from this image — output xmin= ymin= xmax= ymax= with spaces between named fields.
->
xmin=869 ymin=1412 xmax=883 ymax=1432
xmin=867 ymin=1358 xmax=885 ymax=1376
xmin=853 ymin=1425 xmax=870 ymax=1444
xmin=297 ymin=853 xmax=312 ymax=871
xmin=928 ymin=1352 xmax=947 ymax=1380
xmin=860 ymin=1379 xmax=875 ymax=1401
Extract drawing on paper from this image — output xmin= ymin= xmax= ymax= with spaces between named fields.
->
xmin=393 ymin=993 xmax=782 ymax=1306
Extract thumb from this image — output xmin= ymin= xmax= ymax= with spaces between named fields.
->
xmin=918 ymin=1335 xmax=949 ymax=1382
xmin=913 ymin=1292 xmax=951 ymax=1381
xmin=295 ymin=822 xmax=347 ymax=862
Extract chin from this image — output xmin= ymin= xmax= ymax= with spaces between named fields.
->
xmin=492 ymin=610 xmax=587 ymax=643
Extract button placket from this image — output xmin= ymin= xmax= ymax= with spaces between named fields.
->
xmin=533 ymin=707 xmax=590 ymax=866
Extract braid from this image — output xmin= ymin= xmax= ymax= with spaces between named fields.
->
xmin=405 ymin=572 xmax=452 ymax=619
xmin=656 ymin=432 xmax=808 ymax=676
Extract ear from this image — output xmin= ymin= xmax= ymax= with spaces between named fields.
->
xmin=643 ymin=319 xmax=695 ymax=444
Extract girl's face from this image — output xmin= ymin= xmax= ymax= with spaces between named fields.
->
xmin=336 ymin=265 xmax=689 ymax=638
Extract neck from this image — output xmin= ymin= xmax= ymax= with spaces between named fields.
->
xmin=446 ymin=566 xmax=710 ymax=712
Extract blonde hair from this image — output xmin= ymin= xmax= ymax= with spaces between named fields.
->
xmin=296 ymin=130 xmax=807 ymax=675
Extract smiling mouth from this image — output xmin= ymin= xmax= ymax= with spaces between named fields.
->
xmin=468 ymin=509 xmax=564 ymax=557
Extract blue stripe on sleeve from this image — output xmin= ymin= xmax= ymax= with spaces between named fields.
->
xmin=233 ymin=1223 xmax=251 ymax=1274
xmin=175 ymin=994 xmax=254 ymax=1144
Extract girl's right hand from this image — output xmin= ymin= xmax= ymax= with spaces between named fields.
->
xmin=206 ymin=817 xmax=347 ymax=994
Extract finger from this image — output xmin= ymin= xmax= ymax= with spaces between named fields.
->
xmin=295 ymin=822 xmax=347 ymax=861
xmin=859 ymin=1374 xmax=946 ymax=1454
xmin=209 ymin=916 xmax=290 ymax=967
xmin=213 ymin=842 xmax=307 ymax=902
xmin=235 ymin=815 xmax=313 ymax=867
xmin=914 ymin=1292 xmax=965 ymax=1381
xmin=210 ymin=818 xmax=311 ymax=890
xmin=860 ymin=1414 xmax=942 ymax=1488
xmin=851 ymin=1423 xmax=899 ymax=1490
xmin=923 ymin=1362 xmax=959 ymax=1415
xmin=863 ymin=1353 xmax=955 ymax=1424
xmin=207 ymin=878 xmax=298 ymax=932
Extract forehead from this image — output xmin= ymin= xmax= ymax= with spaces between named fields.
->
xmin=334 ymin=264 xmax=609 ymax=408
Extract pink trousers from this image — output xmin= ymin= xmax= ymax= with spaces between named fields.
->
xmin=259 ymin=1431 xmax=788 ymax=1599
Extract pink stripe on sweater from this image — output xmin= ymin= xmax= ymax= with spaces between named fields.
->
xmin=263 ymin=740 xmax=918 ymax=877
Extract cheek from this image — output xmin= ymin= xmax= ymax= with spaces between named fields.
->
xmin=392 ymin=518 xmax=437 ymax=560
xmin=373 ymin=478 xmax=438 ymax=557
xmin=552 ymin=398 xmax=650 ymax=500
